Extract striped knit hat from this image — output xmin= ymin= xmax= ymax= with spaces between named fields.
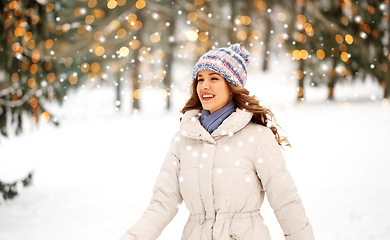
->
xmin=192 ymin=43 xmax=250 ymax=87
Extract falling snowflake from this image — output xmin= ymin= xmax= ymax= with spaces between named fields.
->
xmin=224 ymin=146 xmax=230 ymax=152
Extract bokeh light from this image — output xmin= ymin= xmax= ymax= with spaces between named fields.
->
xmin=187 ymin=30 xmax=198 ymax=41
xmin=107 ymin=0 xmax=117 ymax=9
xmin=241 ymin=16 xmax=251 ymax=25
xmin=156 ymin=69 xmax=166 ymax=79
xmin=64 ymin=57 xmax=73 ymax=67
xmin=188 ymin=12 xmax=198 ymax=21
xmin=88 ymin=0 xmax=97 ymax=8
xmin=91 ymin=62 xmax=100 ymax=72
xmin=277 ymin=12 xmax=286 ymax=22
xmin=81 ymin=63 xmax=90 ymax=73
xmin=154 ymin=49 xmax=165 ymax=59
xmin=119 ymin=46 xmax=130 ymax=57
xmin=136 ymin=0 xmax=146 ymax=9
xmin=317 ymin=50 xmax=325 ymax=59
xmin=30 ymin=98 xmax=38 ymax=108
xmin=345 ymin=35 xmax=353 ymax=44
xmin=28 ymin=78 xmax=36 ymax=88
xmin=237 ymin=31 xmax=247 ymax=41
xmin=42 ymin=111 xmax=51 ymax=121
xmin=69 ymin=75 xmax=78 ymax=85
xmin=134 ymin=89 xmax=142 ymax=99
xmin=130 ymin=40 xmax=141 ymax=49
xmin=11 ymin=73 xmax=19 ymax=82
xmin=95 ymin=46 xmax=105 ymax=56
xmin=47 ymin=73 xmax=55 ymax=83
xmin=150 ymin=32 xmax=160 ymax=43
xmin=139 ymin=47 xmax=149 ymax=57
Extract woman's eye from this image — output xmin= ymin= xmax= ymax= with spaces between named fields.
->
xmin=198 ymin=79 xmax=204 ymax=82
xmin=212 ymin=78 xmax=219 ymax=80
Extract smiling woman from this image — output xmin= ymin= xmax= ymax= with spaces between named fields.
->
xmin=119 ymin=44 xmax=315 ymax=240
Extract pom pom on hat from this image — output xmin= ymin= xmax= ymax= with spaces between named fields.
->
xmin=191 ymin=43 xmax=250 ymax=87
xmin=229 ymin=43 xmax=250 ymax=68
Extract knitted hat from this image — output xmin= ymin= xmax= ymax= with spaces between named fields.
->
xmin=191 ymin=43 xmax=250 ymax=87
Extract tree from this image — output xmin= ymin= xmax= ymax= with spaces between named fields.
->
xmin=291 ymin=0 xmax=390 ymax=100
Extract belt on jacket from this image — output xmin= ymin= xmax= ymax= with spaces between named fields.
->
xmin=189 ymin=209 xmax=261 ymax=223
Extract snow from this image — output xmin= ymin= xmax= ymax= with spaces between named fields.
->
xmin=1 ymin=54 xmax=390 ymax=240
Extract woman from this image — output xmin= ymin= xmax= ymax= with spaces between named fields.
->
xmin=119 ymin=43 xmax=315 ymax=240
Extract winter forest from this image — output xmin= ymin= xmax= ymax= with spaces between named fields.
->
xmin=1 ymin=0 xmax=390 ymax=239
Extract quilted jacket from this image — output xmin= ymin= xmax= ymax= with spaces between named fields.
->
xmin=119 ymin=108 xmax=315 ymax=240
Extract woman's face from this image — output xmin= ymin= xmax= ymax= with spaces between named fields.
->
xmin=196 ymin=69 xmax=233 ymax=114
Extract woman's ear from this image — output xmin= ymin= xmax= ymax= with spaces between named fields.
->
xmin=229 ymin=92 xmax=233 ymax=101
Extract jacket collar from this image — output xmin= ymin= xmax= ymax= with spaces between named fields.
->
xmin=180 ymin=107 xmax=253 ymax=144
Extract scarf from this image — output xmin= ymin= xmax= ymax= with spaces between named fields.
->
xmin=199 ymin=100 xmax=236 ymax=134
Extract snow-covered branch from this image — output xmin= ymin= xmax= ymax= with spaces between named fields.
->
xmin=306 ymin=7 xmax=366 ymax=50
xmin=0 ymin=87 xmax=38 ymax=107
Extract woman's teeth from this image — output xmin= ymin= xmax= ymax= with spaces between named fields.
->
xmin=202 ymin=94 xmax=214 ymax=98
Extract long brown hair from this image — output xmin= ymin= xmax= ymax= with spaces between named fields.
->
xmin=181 ymin=78 xmax=291 ymax=148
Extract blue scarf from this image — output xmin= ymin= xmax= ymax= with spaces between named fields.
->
xmin=200 ymin=100 xmax=236 ymax=134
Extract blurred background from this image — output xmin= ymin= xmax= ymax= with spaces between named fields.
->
xmin=0 ymin=0 xmax=389 ymax=239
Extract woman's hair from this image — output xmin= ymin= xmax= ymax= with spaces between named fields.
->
xmin=181 ymin=77 xmax=291 ymax=148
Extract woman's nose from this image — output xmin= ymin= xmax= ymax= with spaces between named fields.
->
xmin=202 ymin=80 xmax=210 ymax=89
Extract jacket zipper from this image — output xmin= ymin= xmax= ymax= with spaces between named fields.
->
xmin=229 ymin=234 xmax=239 ymax=240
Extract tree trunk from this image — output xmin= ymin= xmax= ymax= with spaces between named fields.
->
xmin=131 ymin=60 xmax=140 ymax=111
xmin=262 ymin=13 xmax=271 ymax=71
xmin=384 ymin=83 xmax=390 ymax=98
xmin=297 ymin=59 xmax=305 ymax=103
xmin=229 ymin=0 xmax=238 ymax=44
xmin=386 ymin=3 xmax=390 ymax=99
xmin=115 ymin=72 xmax=121 ymax=110
xmin=328 ymin=58 xmax=337 ymax=101
xmin=297 ymin=3 xmax=306 ymax=103
xmin=164 ymin=18 xmax=175 ymax=111
xmin=131 ymin=11 xmax=143 ymax=111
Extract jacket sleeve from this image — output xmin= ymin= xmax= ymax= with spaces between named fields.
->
xmin=254 ymin=128 xmax=315 ymax=240
xmin=119 ymin=133 xmax=183 ymax=240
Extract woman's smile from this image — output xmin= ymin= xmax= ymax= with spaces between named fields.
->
xmin=200 ymin=92 xmax=215 ymax=101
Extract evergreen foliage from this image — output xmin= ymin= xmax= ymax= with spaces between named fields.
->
xmin=0 ymin=171 xmax=33 ymax=202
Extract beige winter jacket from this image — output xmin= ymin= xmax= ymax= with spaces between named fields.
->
xmin=120 ymin=108 xmax=315 ymax=240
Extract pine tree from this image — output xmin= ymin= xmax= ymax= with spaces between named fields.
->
xmin=0 ymin=0 xmax=89 ymax=139
xmin=291 ymin=0 xmax=390 ymax=100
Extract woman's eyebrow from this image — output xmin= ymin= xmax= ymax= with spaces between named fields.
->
xmin=198 ymin=73 xmax=219 ymax=77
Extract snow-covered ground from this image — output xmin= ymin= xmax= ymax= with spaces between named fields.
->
xmin=1 ymin=54 xmax=389 ymax=240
